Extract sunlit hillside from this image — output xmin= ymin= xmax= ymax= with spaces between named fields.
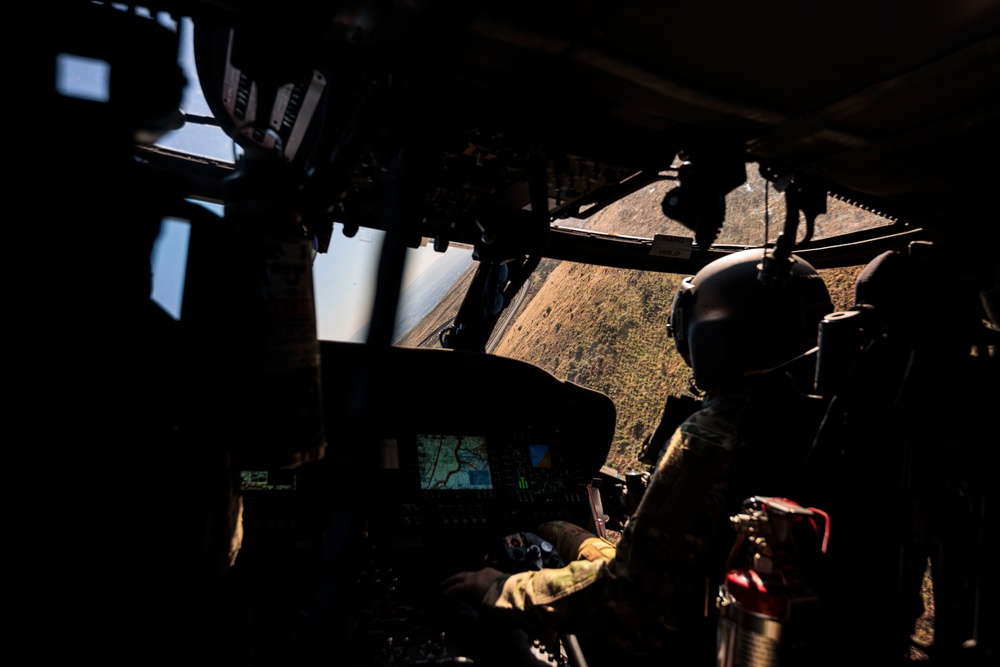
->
xmin=400 ymin=166 xmax=891 ymax=473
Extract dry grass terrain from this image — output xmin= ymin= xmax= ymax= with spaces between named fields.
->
xmin=400 ymin=166 xmax=889 ymax=473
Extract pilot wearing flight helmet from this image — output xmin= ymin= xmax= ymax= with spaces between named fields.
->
xmin=443 ymin=248 xmax=834 ymax=663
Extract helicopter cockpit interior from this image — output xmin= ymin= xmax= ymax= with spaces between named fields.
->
xmin=29 ymin=2 xmax=998 ymax=665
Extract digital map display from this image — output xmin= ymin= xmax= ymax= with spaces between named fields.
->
xmin=417 ymin=434 xmax=493 ymax=490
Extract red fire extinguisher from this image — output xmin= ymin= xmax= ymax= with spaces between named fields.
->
xmin=717 ymin=496 xmax=830 ymax=667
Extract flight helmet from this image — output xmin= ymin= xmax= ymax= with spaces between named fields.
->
xmin=667 ymin=248 xmax=833 ymax=391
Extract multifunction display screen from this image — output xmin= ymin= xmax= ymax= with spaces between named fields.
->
xmin=513 ymin=443 xmax=569 ymax=493
xmin=416 ymin=434 xmax=493 ymax=490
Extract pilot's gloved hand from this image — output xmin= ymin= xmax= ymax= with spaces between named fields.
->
xmin=537 ymin=520 xmax=617 ymax=563
xmin=441 ymin=567 xmax=507 ymax=602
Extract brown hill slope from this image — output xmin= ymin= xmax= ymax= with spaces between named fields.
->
xmin=493 ymin=262 xmax=684 ymax=471
xmin=400 ymin=167 xmax=883 ymax=472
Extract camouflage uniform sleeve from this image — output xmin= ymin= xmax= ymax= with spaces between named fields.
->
xmin=480 ymin=393 xmax=748 ymax=643
xmin=537 ymin=520 xmax=618 ymax=563
xmin=483 ymin=557 xmax=611 ymax=619
xmin=610 ymin=392 xmax=748 ymax=617
xmin=479 ymin=521 xmax=618 ymax=631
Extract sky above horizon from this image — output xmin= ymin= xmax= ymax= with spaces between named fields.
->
xmin=60 ymin=8 xmax=463 ymax=341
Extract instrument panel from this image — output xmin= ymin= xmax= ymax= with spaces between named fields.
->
xmin=370 ymin=430 xmax=592 ymax=539
xmin=237 ymin=342 xmax=618 ymax=665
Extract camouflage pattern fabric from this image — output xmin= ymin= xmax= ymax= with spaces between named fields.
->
xmin=536 ymin=520 xmax=618 ymax=563
xmin=483 ymin=391 xmax=751 ymax=658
